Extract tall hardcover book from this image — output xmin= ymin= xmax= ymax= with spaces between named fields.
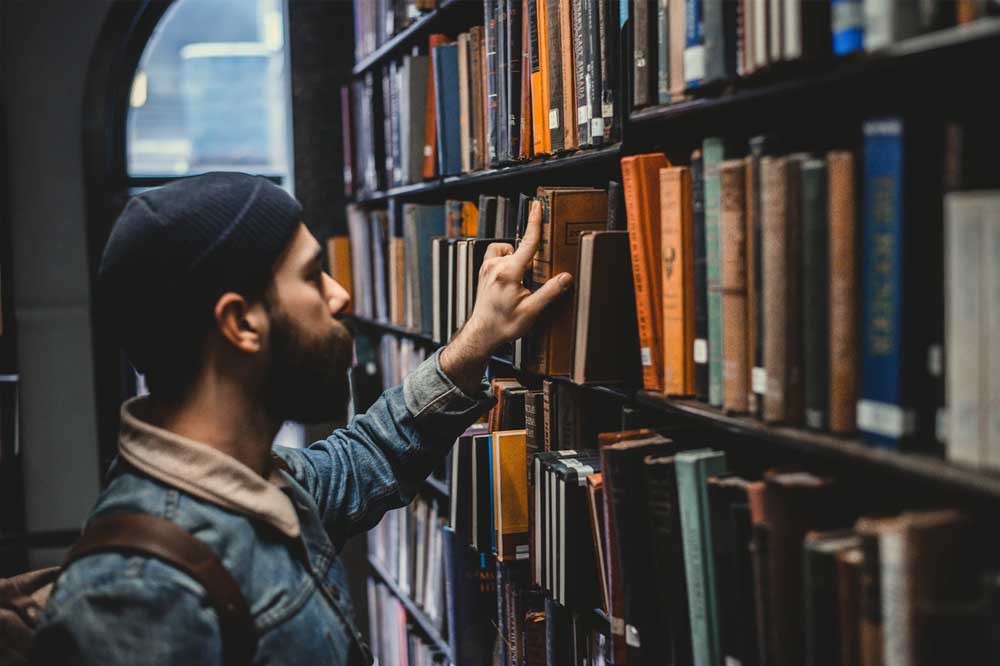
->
xmin=557 ymin=0 xmax=577 ymax=150
xmin=432 ymin=42 xmax=462 ymax=176
xmin=633 ymin=0 xmax=655 ymax=107
xmin=340 ymin=84 xmax=355 ymax=196
xmin=528 ymin=187 xmax=608 ymax=376
xmin=720 ymin=159 xmax=749 ymax=413
xmin=546 ymin=0 xmax=566 ymax=152
xmin=828 ymin=151 xmax=859 ymax=435
xmin=586 ymin=0 xmax=604 ymax=144
xmin=485 ymin=0 xmax=500 ymax=166
xmin=571 ymin=230 xmax=642 ymax=385
xmin=404 ymin=204 xmax=446 ymax=336
xmin=573 ymin=0 xmax=592 ymax=146
xmin=622 ymin=153 xmax=671 ymax=391
xmin=802 ymin=158 xmax=829 ymax=430
xmin=423 ymin=34 xmax=449 ymax=180
xmin=703 ymin=137 xmax=728 ymax=407
xmin=803 ymin=530 xmax=863 ymax=666
xmin=530 ymin=0 xmax=552 ymax=154
xmin=599 ymin=0 xmax=620 ymax=143
xmin=704 ymin=0 xmax=739 ymax=84
xmin=692 ymin=149 xmax=710 ymax=399
xmin=660 ymin=165 xmax=696 ymax=396
xmin=676 ymin=448 xmax=728 ymax=666
xmin=470 ymin=27 xmax=486 ymax=170
xmin=457 ymin=33 xmax=472 ymax=174
xmin=669 ymin=0 xmax=686 ymax=99
xmin=491 ymin=430 xmax=530 ymax=561
xmin=508 ymin=0 xmax=524 ymax=160
xmin=657 ymin=0 xmax=670 ymax=104
xmin=685 ymin=0 xmax=706 ymax=87
xmin=519 ymin=0 xmax=535 ymax=159
xmin=747 ymin=135 xmax=771 ymax=417
xmin=497 ymin=0 xmax=509 ymax=164
xmin=400 ymin=55 xmax=430 ymax=184
xmin=859 ymin=118 xmax=943 ymax=449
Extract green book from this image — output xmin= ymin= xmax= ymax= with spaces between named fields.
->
xmin=703 ymin=138 xmax=726 ymax=407
xmin=676 ymin=448 xmax=728 ymax=666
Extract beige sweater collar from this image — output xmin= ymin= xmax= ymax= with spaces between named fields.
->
xmin=118 ymin=396 xmax=301 ymax=538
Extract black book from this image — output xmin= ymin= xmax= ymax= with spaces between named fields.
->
xmin=587 ymin=0 xmax=603 ymax=145
xmin=443 ymin=526 xmax=495 ymax=665
xmin=572 ymin=0 xmax=591 ymax=147
xmin=524 ymin=390 xmax=545 ymax=460
xmin=499 ymin=387 xmax=529 ymax=429
xmin=477 ymin=195 xmax=498 ymax=237
xmin=545 ymin=596 xmax=572 ymax=665
xmin=472 ymin=433 xmax=494 ymax=551
xmin=642 ymin=454 xmax=694 ymax=666
xmin=803 ymin=530 xmax=861 ymax=666
xmin=551 ymin=456 xmax=603 ymax=610
xmin=606 ymin=180 xmax=625 ymax=231
xmin=496 ymin=556 xmax=509 ymax=666
xmin=801 ymin=158 xmax=829 ymax=431
xmin=381 ymin=65 xmax=395 ymax=188
xmin=545 ymin=0 xmax=565 ymax=152
xmin=632 ymin=0 xmax=655 ymax=108
xmin=485 ymin=0 xmax=500 ymax=167
xmin=691 ymin=149 xmax=709 ymax=400
xmin=600 ymin=0 xmax=619 ymax=143
xmin=707 ymin=475 xmax=760 ymax=666
xmin=497 ymin=0 xmax=509 ymax=164
xmin=704 ymin=0 xmax=738 ymax=85
xmin=507 ymin=0 xmax=523 ymax=161
xmin=451 ymin=424 xmax=488 ymax=543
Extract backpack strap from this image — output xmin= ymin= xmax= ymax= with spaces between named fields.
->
xmin=64 ymin=513 xmax=256 ymax=666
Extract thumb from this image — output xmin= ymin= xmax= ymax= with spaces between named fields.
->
xmin=520 ymin=272 xmax=573 ymax=318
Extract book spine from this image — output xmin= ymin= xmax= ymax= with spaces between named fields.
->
xmin=986 ymin=202 xmax=1000 ymax=469
xmin=669 ymin=0 xmax=686 ymax=99
xmin=762 ymin=156 xmax=788 ymax=422
xmin=661 ymin=167 xmax=695 ymax=396
xmin=828 ymin=150 xmax=859 ymax=435
xmin=586 ymin=0 xmax=603 ymax=145
xmin=692 ymin=149 xmax=710 ymax=400
xmin=520 ymin=1 xmax=534 ymax=160
xmin=657 ymin=0 xmax=670 ymax=104
xmin=802 ymin=159 xmax=829 ymax=430
xmin=530 ymin=0 xmax=549 ymax=155
xmin=783 ymin=0 xmax=802 ymax=60
xmin=684 ymin=0 xmax=706 ymax=88
xmin=546 ymin=0 xmax=565 ymax=152
xmin=498 ymin=0 xmax=510 ymax=164
xmin=703 ymin=138 xmax=725 ymax=407
xmin=633 ymin=0 xmax=652 ymax=107
xmin=599 ymin=0 xmax=618 ymax=143
xmin=458 ymin=37 xmax=472 ymax=174
xmin=559 ymin=0 xmax=577 ymax=150
xmin=859 ymin=119 xmax=909 ymax=448
xmin=486 ymin=0 xmax=500 ymax=167
xmin=720 ymin=159 xmax=749 ymax=413
xmin=704 ymin=0 xmax=724 ymax=83
xmin=508 ymin=0 xmax=523 ymax=161
xmin=340 ymin=84 xmax=354 ymax=196
xmin=573 ymin=0 xmax=591 ymax=146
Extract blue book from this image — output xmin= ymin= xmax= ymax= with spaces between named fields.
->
xmin=831 ymin=0 xmax=864 ymax=55
xmin=676 ymin=448 xmax=727 ymax=666
xmin=432 ymin=43 xmax=462 ymax=176
xmin=404 ymin=204 xmax=446 ymax=336
xmin=684 ymin=0 xmax=705 ymax=88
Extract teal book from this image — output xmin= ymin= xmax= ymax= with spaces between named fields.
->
xmin=404 ymin=203 xmax=446 ymax=337
xmin=676 ymin=448 xmax=728 ymax=666
xmin=703 ymin=138 xmax=726 ymax=407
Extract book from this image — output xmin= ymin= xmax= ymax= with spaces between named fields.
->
xmin=340 ymin=84 xmax=355 ymax=196
xmin=633 ymin=0 xmax=655 ymax=107
xmin=832 ymin=0 xmax=864 ymax=54
xmin=508 ymin=0 xmax=524 ymax=161
xmin=326 ymin=235 xmax=354 ymax=314
xmin=557 ymin=0 xmax=577 ymax=151
xmin=863 ymin=0 xmax=919 ymax=51
xmin=492 ymin=430 xmax=530 ymax=561
xmin=827 ymin=150 xmax=858 ymax=435
xmin=546 ymin=0 xmax=566 ymax=152
xmin=657 ymin=0 xmax=670 ymax=104
xmin=622 ymin=152 xmax=671 ymax=391
xmin=530 ymin=0 xmax=552 ymax=154
xmin=692 ymin=149 xmax=710 ymax=400
xmin=573 ymin=0 xmax=592 ymax=145
xmin=684 ymin=0 xmax=706 ymax=88
xmin=571 ymin=230 xmax=641 ymax=385
xmin=660 ymin=165 xmax=696 ymax=396
xmin=432 ymin=42 xmax=462 ymax=177
xmin=470 ymin=26 xmax=486 ymax=170
xmin=747 ymin=135 xmax=772 ymax=417
xmin=486 ymin=0 xmax=500 ymax=166
xmin=527 ymin=187 xmax=608 ymax=376
xmin=803 ymin=530 xmax=862 ymax=666
xmin=584 ymin=473 xmax=609 ymax=613
xmin=704 ymin=0 xmax=738 ymax=84
xmin=400 ymin=54 xmax=430 ymax=185
xmin=703 ymin=137 xmax=728 ymax=407
xmin=458 ymin=33 xmax=472 ymax=174
xmin=669 ymin=0 xmax=686 ymax=100
xmin=423 ymin=34 xmax=449 ymax=180
xmin=720 ymin=158 xmax=749 ymax=413
xmin=519 ymin=0 xmax=535 ymax=159
xmin=599 ymin=0 xmax=619 ymax=143
xmin=801 ymin=158 xmax=829 ymax=430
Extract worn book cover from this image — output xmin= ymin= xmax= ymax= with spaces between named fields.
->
xmin=660 ymin=165 xmax=696 ymax=396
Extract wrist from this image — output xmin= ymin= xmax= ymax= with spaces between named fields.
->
xmin=439 ymin=320 xmax=493 ymax=396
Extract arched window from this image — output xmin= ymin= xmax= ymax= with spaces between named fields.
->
xmin=126 ymin=0 xmax=293 ymax=188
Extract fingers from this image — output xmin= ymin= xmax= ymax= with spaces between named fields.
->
xmin=484 ymin=242 xmax=515 ymax=260
xmin=519 ymin=271 xmax=573 ymax=317
xmin=511 ymin=199 xmax=543 ymax=271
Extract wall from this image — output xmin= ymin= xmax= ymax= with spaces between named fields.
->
xmin=2 ymin=1 xmax=112 ymax=565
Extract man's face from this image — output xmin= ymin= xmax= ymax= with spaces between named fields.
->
xmin=264 ymin=224 xmax=353 ymax=423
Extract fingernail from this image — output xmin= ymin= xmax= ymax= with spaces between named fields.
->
xmin=558 ymin=273 xmax=573 ymax=289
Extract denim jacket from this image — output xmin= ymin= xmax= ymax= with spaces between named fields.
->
xmin=32 ymin=350 xmax=494 ymax=665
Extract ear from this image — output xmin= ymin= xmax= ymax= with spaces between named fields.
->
xmin=214 ymin=292 xmax=266 ymax=353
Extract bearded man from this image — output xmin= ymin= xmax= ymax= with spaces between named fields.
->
xmin=32 ymin=173 xmax=571 ymax=665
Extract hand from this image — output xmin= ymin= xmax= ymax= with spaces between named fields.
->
xmin=440 ymin=200 xmax=574 ymax=394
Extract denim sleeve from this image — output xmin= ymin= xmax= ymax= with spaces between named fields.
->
xmin=32 ymin=557 xmax=222 ymax=665
xmin=274 ymin=349 xmax=494 ymax=548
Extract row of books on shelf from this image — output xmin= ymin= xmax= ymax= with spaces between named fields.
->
xmin=343 ymin=0 xmax=623 ymax=195
xmin=340 ymin=114 xmax=1000 ymax=468
xmin=633 ymin=0 xmax=999 ymax=109
xmin=352 ymin=0 xmax=436 ymax=65
xmin=367 ymin=579 xmax=449 ymax=666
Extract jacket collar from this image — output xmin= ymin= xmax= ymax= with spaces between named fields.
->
xmin=117 ymin=396 xmax=301 ymax=538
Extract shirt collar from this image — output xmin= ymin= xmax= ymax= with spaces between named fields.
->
xmin=117 ymin=396 xmax=301 ymax=538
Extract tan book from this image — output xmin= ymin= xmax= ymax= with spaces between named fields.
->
xmin=827 ymin=150 xmax=858 ymax=434
xmin=388 ymin=236 xmax=405 ymax=325
xmin=660 ymin=166 xmax=695 ymax=396
xmin=528 ymin=187 xmax=608 ymax=376
xmin=457 ymin=32 xmax=472 ymax=174
xmin=470 ymin=26 xmax=485 ymax=171
xmin=519 ymin=0 xmax=534 ymax=160
xmin=326 ymin=235 xmax=353 ymax=314
xmin=721 ymin=159 xmax=749 ymax=413
xmin=669 ymin=0 xmax=686 ymax=100
xmin=492 ymin=429 xmax=530 ymax=561
xmin=558 ymin=0 xmax=577 ymax=150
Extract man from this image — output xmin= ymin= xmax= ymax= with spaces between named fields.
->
xmin=32 ymin=173 xmax=572 ymax=664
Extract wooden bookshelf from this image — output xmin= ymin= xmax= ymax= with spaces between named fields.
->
xmin=368 ymin=554 xmax=453 ymax=660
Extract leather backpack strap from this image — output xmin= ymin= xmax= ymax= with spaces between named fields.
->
xmin=65 ymin=513 xmax=256 ymax=666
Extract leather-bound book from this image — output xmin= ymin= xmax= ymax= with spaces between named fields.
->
xmin=508 ymin=0 xmax=524 ymax=161
xmin=660 ymin=165 xmax=696 ymax=396
xmin=570 ymin=230 xmax=641 ymax=385
xmin=527 ymin=187 xmax=608 ymax=376
xmin=703 ymin=137 xmax=730 ymax=407
xmin=747 ymin=135 xmax=773 ymax=417
xmin=827 ymin=150 xmax=858 ymax=434
xmin=572 ymin=0 xmax=591 ymax=146
xmin=836 ymin=545 xmax=864 ymax=666
xmin=801 ymin=158 xmax=829 ymax=430
xmin=692 ymin=149 xmax=710 ymax=400
xmin=545 ymin=0 xmax=566 ymax=152
xmin=519 ymin=0 xmax=534 ymax=159
xmin=485 ymin=0 xmax=500 ymax=166
xmin=748 ymin=481 xmax=773 ymax=666
xmin=457 ymin=33 xmax=472 ymax=174
xmin=327 ymin=235 xmax=354 ymax=314
xmin=720 ymin=159 xmax=749 ymax=413
xmin=423 ymin=34 xmax=449 ymax=180
xmin=854 ymin=515 xmax=898 ymax=666
xmin=621 ymin=153 xmax=671 ymax=391
xmin=557 ymin=0 xmax=577 ymax=150
xmin=632 ymin=0 xmax=655 ymax=107
xmin=707 ymin=474 xmax=759 ymax=666
xmin=803 ymin=530 xmax=862 ymax=666
xmin=469 ymin=27 xmax=485 ymax=170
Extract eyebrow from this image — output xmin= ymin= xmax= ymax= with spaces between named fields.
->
xmin=304 ymin=248 xmax=323 ymax=272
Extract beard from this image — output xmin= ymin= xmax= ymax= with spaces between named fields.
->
xmin=265 ymin=305 xmax=353 ymax=424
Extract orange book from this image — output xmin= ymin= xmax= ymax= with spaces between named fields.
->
xmin=326 ymin=235 xmax=353 ymax=314
xmin=422 ymin=34 xmax=449 ymax=180
xmin=621 ymin=153 xmax=671 ymax=392
xmin=533 ymin=0 xmax=552 ymax=155
xmin=659 ymin=166 xmax=695 ymax=396
xmin=461 ymin=201 xmax=479 ymax=236
xmin=558 ymin=0 xmax=577 ymax=150
xmin=492 ymin=429 xmax=529 ymax=561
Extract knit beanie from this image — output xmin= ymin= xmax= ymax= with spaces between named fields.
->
xmin=97 ymin=172 xmax=302 ymax=374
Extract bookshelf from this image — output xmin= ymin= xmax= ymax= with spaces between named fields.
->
xmin=368 ymin=554 xmax=453 ymax=659
xmin=343 ymin=2 xmax=1000 ymax=665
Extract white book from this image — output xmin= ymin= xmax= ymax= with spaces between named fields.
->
xmin=782 ymin=0 xmax=801 ymax=60
xmin=431 ymin=238 xmax=443 ymax=343
xmin=446 ymin=241 xmax=456 ymax=341
xmin=455 ymin=240 xmax=469 ymax=332
xmin=879 ymin=523 xmax=912 ymax=666
xmin=753 ymin=0 xmax=768 ymax=67
xmin=769 ymin=0 xmax=783 ymax=61
xmin=863 ymin=0 xmax=919 ymax=51
xmin=981 ymin=194 xmax=1000 ymax=469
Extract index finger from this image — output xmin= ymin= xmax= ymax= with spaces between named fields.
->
xmin=511 ymin=199 xmax=543 ymax=270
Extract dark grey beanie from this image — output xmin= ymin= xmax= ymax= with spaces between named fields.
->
xmin=98 ymin=172 xmax=302 ymax=374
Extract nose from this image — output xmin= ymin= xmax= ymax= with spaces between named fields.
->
xmin=324 ymin=273 xmax=351 ymax=315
